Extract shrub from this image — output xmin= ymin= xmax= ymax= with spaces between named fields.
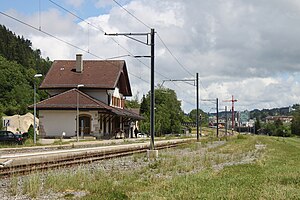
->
xmin=27 ymin=124 xmax=34 ymax=140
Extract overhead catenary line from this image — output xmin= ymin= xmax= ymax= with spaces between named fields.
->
xmin=0 ymin=10 xmax=148 ymax=84
xmin=112 ymin=0 xmax=195 ymax=77
xmin=156 ymin=33 xmax=194 ymax=77
xmin=4 ymin=1 xmax=199 ymax=107
xmin=111 ymin=0 xmax=200 ymax=101
xmin=50 ymin=0 xmax=198 ymax=91
xmin=112 ymin=0 xmax=151 ymax=29
xmin=112 ymin=0 xmax=209 ymax=93
xmin=48 ymin=0 xmax=175 ymax=83
xmin=47 ymin=0 xmax=197 ymax=103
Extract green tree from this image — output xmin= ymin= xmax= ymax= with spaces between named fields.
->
xmin=27 ymin=124 xmax=34 ymax=140
xmin=140 ymin=86 xmax=184 ymax=135
xmin=263 ymin=123 xmax=276 ymax=136
xmin=255 ymin=117 xmax=261 ymax=134
xmin=125 ymin=93 xmax=140 ymax=108
xmin=0 ymin=25 xmax=51 ymax=74
xmin=291 ymin=107 xmax=300 ymax=136
xmin=188 ymin=109 xmax=208 ymax=127
xmin=0 ymin=55 xmax=47 ymax=115
xmin=263 ymin=119 xmax=291 ymax=137
xmin=0 ymin=25 xmax=51 ymax=116
xmin=140 ymin=95 xmax=149 ymax=114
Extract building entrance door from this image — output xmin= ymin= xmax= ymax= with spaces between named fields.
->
xmin=79 ymin=115 xmax=91 ymax=136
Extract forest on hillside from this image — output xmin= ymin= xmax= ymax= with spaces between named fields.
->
xmin=0 ymin=25 xmax=51 ymax=117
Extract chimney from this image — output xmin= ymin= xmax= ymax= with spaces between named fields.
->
xmin=76 ymin=54 xmax=83 ymax=73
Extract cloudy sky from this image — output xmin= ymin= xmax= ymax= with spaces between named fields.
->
xmin=1 ymin=0 xmax=300 ymax=113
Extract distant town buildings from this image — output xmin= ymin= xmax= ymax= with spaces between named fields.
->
xmin=265 ymin=116 xmax=293 ymax=123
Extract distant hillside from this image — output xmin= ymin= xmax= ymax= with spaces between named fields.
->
xmin=0 ymin=25 xmax=51 ymax=116
xmin=0 ymin=25 xmax=51 ymax=74
xmin=250 ymin=106 xmax=293 ymax=121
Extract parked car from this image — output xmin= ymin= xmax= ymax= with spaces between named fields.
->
xmin=21 ymin=132 xmax=29 ymax=139
xmin=0 ymin=130 xmax=25 ymax=145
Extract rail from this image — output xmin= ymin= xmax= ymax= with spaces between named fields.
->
xmin=0 ymin=138 xmax=195 ymax=177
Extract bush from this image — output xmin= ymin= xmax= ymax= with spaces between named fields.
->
xmin=27 ymin=124 xmax=34 ymax=140
xmin=263 ymin=120 xmax=291 ymax=137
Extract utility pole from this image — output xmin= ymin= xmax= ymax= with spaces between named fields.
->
xmin=238 ymin=112 xmax=241 ymax=134
xmin=33 ymin=73 xmax=42 ymax=144
xmin=105 ymin=29 xmax=156 ymax=150
xmin=196 ymin=73 xmax=199 ymax=141
xmin=225 ymin=106 xmax=228 ymax=136
xmin=216 ymin=98 xmax=219 ymax=137
xmin=150 ymin=28 xmax=155 ymax=150
xmin=162 ymin=73 xmax=200 ymax=141
xmin=199 ymin=114 xmax=202 ymax=138
xmin=223 ymin=95 xmax=237 ymax=133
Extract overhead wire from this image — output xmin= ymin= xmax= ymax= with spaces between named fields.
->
xmin=3 ymin=0 xmax=199 ymax=109
xmin=111 ymin=0 xmax=208 ymax=101
xmin=48 ymin=0 xmax=174 ymax=82
xmin=112 ymin=0 xmax=151 ymax=29
xmin=111 ymin=0 xmax=199 ymax=100
xmin=0 ymin=10 xmax=148 ymax=84
xmin=157 ymin=33 xmax=209 ymax=92
xmin=47 ymin=0 xmax=198 ymax=104
xmin=111 ymin=0 xmax=196 ymax=78
xmin=156 ymin=33 xmax=194 ymax=77
xmin=50 ymin=0 xmax=196 ymax=93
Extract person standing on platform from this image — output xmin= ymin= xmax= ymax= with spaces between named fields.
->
xmin=134 ymin=127 xmax=138 ymax=138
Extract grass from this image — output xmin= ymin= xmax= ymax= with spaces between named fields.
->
xmin=22 ymin=173 xmax=41 ymax=198
xmin=8 ymin=135 xmax=300 ymax=199
xmin=9 ymin=175 xmax=18 ymax=196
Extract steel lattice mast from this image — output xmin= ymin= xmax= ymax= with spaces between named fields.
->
xmin=223 ymin=95 xmax=237 ymax=133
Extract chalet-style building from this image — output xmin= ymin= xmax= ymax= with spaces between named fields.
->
xmin=34 ymin=54 xmax=143 ymax=138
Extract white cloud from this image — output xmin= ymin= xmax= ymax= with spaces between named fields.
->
xmin=2 ymin=0 xmax=300 ymax=113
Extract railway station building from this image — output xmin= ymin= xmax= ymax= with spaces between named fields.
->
xmin=33 ymin=54 xmax=143 ymax=139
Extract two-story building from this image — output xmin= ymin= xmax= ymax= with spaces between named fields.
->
xmin=34 ymin=54 xmax=143 ymax=139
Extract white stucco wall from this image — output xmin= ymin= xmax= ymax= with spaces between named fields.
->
xmin=39 ymin=110 xmax=99 ymax=137
xmin=39 ymin=110 xmax=76 ymax=137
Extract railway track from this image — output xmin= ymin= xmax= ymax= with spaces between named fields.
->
xmin=0 ymin=138 xmax=194 ymax=177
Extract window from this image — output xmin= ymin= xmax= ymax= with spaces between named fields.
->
xmin=121 ymin=99 xmax=125 ymax=108
xmin=7 ymin=132 xmax=14 ymax=138
xmin=0 ymin=131 xmax=5 ymax=137
xmin=111 ymin=96 xmax=122 ymax=108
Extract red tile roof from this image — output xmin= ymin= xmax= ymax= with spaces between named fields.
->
xmin=31 ymin=89 xmax=110 ymax=110
xmin=30 ymin=89 xmax=143 ymax=119
xmin=40 ymin=60 xmax=132 ymax=96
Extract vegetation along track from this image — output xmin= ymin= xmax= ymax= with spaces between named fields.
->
xmin=0 ymin=138 xmax=194 ymax=177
